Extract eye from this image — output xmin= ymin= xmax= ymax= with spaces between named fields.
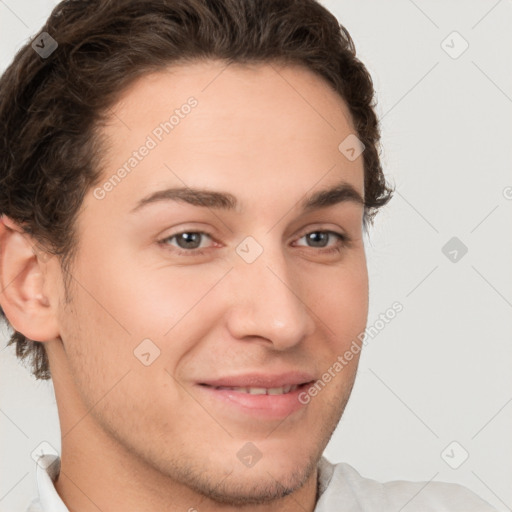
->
xmin=294 ymin=230 xmax=349 ymax=254
xmin=159 ymin=231 xmax=214 ymax=256
xmin=158 ymin=229 xmax=350 ymax=257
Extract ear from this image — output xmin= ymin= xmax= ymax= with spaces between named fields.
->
xmin=0 ymin=215 xmax=60 ymax=341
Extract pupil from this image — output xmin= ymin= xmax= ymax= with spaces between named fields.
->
xmin=308 ymin=232 xmax=327 ymax=247
xmin=179 ymin=233 xmax=200 ymax=248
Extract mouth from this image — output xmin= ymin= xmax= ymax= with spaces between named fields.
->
xmin=198 ymin=383 xmax=308 ymax=395
xmin=195 ymin=374 xmax=315 ymax=419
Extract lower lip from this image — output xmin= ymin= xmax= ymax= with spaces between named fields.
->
xmin=195 ymin=383 xmax=312 ymax=420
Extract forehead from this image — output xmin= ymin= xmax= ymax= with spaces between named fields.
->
xmin=107 ymin=59 xmax=355 ymax=130
xmin=91 ymin=60 xmax=364 ymax=216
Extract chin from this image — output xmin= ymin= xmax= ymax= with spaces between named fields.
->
xmin=191 ymin=452 xmax=317 ymax=507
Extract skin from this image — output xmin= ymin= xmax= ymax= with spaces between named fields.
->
xmin=0 ymin=60 xmax=368 ymax=511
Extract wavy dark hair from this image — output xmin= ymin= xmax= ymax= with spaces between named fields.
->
xmin=0 ymin=0 xmax=393 ymax=379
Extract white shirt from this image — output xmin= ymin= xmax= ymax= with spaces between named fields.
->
xmin=26 ymin=453 xmax=497 ymax=511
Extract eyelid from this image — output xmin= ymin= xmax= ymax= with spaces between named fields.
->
xmin=292 ymin=222 xmax=350 ymax=243
xmin=294 ymin=223 xmax=347 ymax=240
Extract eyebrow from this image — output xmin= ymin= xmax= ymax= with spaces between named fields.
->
xmin=130 ymin=180 xmax=364 ymax=214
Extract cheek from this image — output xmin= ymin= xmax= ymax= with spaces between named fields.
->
xmin=59 ymin=251 xmax=230 ymax=390
xmin=307 ymin=255 xmax=369 ymax=342
xmin=66 ymin=246 xmax=211 ymax=342
xmin=109 ymin=266 xmax=231 ymax=348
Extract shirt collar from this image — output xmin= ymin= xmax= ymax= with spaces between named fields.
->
xmin=34 ymin=454 xmax=69 ymax=512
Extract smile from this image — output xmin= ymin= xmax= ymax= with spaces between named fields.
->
xmin=202 ymin=384 xmax=300 ymax=395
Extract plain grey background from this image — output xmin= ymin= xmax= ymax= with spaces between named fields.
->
xmin=1 ymin=1 xmax=511 ymax=511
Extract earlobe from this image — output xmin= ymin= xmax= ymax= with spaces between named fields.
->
xmin=0 ymin=215 xmax=60 ymax=342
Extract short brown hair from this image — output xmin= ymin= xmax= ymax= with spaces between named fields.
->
xmin=0 ymin=0 xmax=393 ymax=380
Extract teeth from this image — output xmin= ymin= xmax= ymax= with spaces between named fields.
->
xmin=214 ymin=384 xmax=299 ymax=395
xmin=249 ymin=387 xmax=267 ymax=395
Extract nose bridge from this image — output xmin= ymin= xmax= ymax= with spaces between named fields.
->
xmin=225 ymin=237 xmax=315 ymax=348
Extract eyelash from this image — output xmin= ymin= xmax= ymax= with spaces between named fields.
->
xmin=158 ymin=230 xmax=351 ymax=257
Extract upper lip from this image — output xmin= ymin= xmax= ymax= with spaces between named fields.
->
xmin=199 ymin=371 xmax=316 ymax=388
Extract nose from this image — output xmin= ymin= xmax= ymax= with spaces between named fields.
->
xmin=224 ymin=244 xmax=316 ymax=350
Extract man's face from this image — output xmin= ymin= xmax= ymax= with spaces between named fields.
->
xmin=49 ymin=60 xmax=368 ymax=503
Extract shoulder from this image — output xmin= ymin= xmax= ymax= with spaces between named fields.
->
xmin=315 ymin=457 xmax=497 ymax=511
